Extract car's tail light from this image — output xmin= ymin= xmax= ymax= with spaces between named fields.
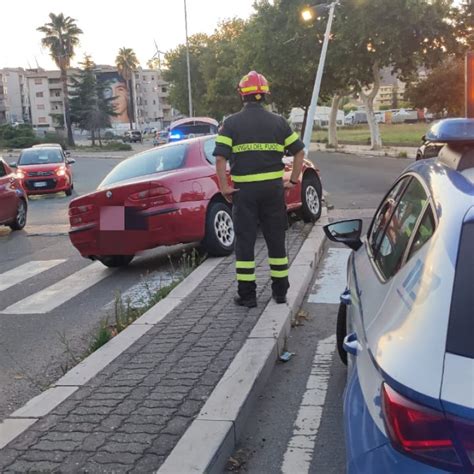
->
xmin=56 ymin=167 xmax=67 ymax=176
xmin=69 ymin=204 xmax=93 ymax=217
xmin=129 ymin=186 xmax=171 ymax=201
xmin=382 ymin=383 xmax=474 ymax=471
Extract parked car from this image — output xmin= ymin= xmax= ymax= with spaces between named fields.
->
xmin=153 ymin=130 xmax=169 ymax=147
xmin=33 ymin=143 xmax=68 ymax=153
xmin=11 ymin=146 xmax=75 ymax=196
xmin=68 ymin=135 xmax=322 ymax=267
xmin=324 ymin=118 xmax=474 ymax=473
xmin=344 ymin=111 xmax=368 ymax=125
xmin=0 ymin=157 xmax=28 ymax=230
xmin=168 ymin=117 xmax=218 ymax=142
xmin=122 ymin=130 xmax=142 ymax=143
xmin=391 ymin=108 xmax=418 ymax=124
xmin=416 ymin=118 xmax=474 ymax=161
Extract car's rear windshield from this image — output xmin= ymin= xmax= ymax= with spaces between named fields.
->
xmin=18 ymin=149 xmax=64 ymax=165
xmin=99 ymin=143 xmax=188 ymax=188
xmin=446 ymin=221 xmax=474 ymax=358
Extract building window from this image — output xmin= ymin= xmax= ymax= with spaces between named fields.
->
xmin=144 ymin=100 xmax=148 ymax=105
xmin=55 ymin=92 xmax=61 ymax=97
xmin=143 ymin=76 xmax=146 ymax=81
xmin=162 ymin=87 xmax=167 ymax=93
xmin=153 ymin=100 xmax=156 ymax=105
xmin=37 ymin=104 xmax=45 ymax=110
xmin=38 ymin=117 xmax=47 ymax=123
xmin=34 ymin=78 xmax=43 ymax=85
xmin=36 ymin=92 xmax=43 ymax=98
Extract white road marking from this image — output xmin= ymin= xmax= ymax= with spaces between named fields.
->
xmin=281 ymin=335 xmax=336 ymax=474
xmin=1 ymin=262 xmax=114 ymax=314
xmin=0 ymin=260 xmax=66 ymax=292
xmin=307 ymin=248 xmax=352 ymax=304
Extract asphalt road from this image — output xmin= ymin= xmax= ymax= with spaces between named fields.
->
xmin=228 ymin=152 xmax=414 ymax=473
xmin=0 ymin=149 xmax=413 ymax=426
xmin=0 ymin=152 xmax=188 ymax=419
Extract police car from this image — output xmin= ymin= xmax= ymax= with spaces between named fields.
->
xmin=324 ymin=118 xmax=474 ymax=473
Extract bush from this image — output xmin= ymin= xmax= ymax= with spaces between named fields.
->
xmin=0 ymin=124 xmax=41 ymax=148
xmin=102 ymin=141 xmax=132 ymax=151
xmin=42 ymin=132 xmax=68 ymax=149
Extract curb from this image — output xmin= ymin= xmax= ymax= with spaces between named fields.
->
xmin=0 ymin=256 xmax=224 ymax=450
xmin=158 ymin=211 xmax=328 ymax=474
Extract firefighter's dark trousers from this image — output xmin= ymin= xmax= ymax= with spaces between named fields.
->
xmin=232 ymin=179 xmax=289 ymax=300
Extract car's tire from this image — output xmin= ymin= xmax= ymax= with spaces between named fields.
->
xmin=65 ymin=186 xmax=72 ymax=196
xmin=337 ymin=303 xmax=348 ymax=366
xmin=301 ymin=173 xmax=322 ymax=223
xmin=9 ymin=199 xmax=27 ymax=231
xmin=97 ymin=255 xmax=134 ymax=268
xmin=201 ymin=202 xmax=234 ymax=256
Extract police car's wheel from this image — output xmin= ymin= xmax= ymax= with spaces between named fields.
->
xmin=337 ymin=303 xmax=348 ymax=366
xmin=97 ymin=255 xmax=134 ymax=268
xmin=301 ymin=174 xmax=322 ymax=223
xmin=202 ymin=202 xmax=235 ymax=256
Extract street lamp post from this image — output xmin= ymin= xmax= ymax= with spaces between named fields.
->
xmin=184 ymin=0 xmax=193 ymax=117
xmin=302 ymin=2 xmax=338 ymax=153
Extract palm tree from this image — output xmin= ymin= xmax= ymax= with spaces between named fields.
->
xmin=37 ymin=13 xmax=82 ymax=147
xmin=115 ymin=48 xmax=139 ymax=130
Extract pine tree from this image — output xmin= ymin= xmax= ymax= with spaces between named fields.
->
xmin=70 ymin=55 xmax=117 ymax=146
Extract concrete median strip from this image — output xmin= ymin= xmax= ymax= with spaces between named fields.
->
xmin=159 ymin=211 xmax=328 ymax=474
xmin=0 ymin=254 xmax=224 ymax=448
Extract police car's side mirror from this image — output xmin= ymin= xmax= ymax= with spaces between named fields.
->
xmin=324 ymin=220 xmax=363 ymax=251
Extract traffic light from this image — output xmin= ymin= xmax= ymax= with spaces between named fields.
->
xmin=466 ymin=52 xmax=474 ymax=118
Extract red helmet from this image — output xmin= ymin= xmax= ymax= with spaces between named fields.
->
xmin=238 ymin=70 xmax=270 ymax=97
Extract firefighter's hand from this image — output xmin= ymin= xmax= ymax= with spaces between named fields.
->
xmin=221 ymin=185 xmax=239 ymax=203
xmin=284 ymin=180 xmax=296 ymax=189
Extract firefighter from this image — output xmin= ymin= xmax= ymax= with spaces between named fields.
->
xmin=213 ymin=70 xmax=305 ymax=308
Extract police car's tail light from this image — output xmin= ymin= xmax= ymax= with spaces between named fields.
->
xmin=382 ymin=383 xmax=473 ymax=471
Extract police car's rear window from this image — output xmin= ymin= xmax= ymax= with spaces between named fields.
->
xmin=446 ymin=222 xmax=474 ymax=358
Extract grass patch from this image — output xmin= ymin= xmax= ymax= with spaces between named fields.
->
xmin=313 ymin=123 xmax=429 ymax=147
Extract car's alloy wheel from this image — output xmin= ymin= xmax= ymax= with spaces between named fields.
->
xmin=201 ymin=202 xmax=235 ymax=256
xmin=9 ymin=199 xmax=27 ymax=231
xmin=214 ymin=209 xmax=234 ymax=248
xmin=301 ymin=174 xmax=322 ymax=223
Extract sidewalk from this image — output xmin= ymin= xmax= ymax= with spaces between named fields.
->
xmin=0 ymin=222 xmax=316 ymax=472
xmin=309 ymin=142 xmax=417 ymax=159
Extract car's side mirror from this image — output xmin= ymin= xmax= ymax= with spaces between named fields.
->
xmin=65 ymin=151 xmax=71 ymax=156
xmin=67 ymin=158 xmax=76 ymax=165
xmin=9 ymin=162 xmax=17 ymax=168
xmin=324 ymin=219 xmax=363 ymax=251
xmin=421 ymin=135 xmax=426 ymax=142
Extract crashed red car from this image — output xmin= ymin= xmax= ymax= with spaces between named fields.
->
xmin=68 ymin=136 xmax=322 ymax=267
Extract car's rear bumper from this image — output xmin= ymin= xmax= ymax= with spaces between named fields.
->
xmin=69 ymin=201 xmax=207 ymax=257
xmin=344 ymin=367 xmax=448 ymax=474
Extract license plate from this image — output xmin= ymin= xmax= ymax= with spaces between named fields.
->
xmin=34 ymin=182 xmax=47 ymax=187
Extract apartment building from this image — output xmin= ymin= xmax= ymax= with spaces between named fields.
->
xmin=134 ymin=67 xmax=174 ymax=130
xmin=0 ymin=68 xmax=30 ymax=124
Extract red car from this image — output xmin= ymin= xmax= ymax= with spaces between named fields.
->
xmin=0 ymin=157 xmax=28 ymax=231
xmin=12 ymin=146 xmax=75 ymax=196
xmin=68 ymin=136 xmax=322 ymax=267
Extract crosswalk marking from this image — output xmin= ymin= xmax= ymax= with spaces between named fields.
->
xmin=0 ymin=260 xmax=66 ymax=292
xmin=308 ymin=248 xmax=352 ymax=304
xmin=1 ymin=262 xmax=114 ymax=315
xmin=281 ymin=335 xmax=336 ymax=474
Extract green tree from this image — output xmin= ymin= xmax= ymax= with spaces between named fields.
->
xmin=406 ymin=57 xmax=464 ymax=117
xmin=115 ymin=47 xmax=139 ymax=130
xmin=164 ymin=33 xmax=210 ymax=117
xmin=330 ymin=0 xmax=456 ymax=149
xmin=37 ymin=13 xmax=83 ymax=147
xmin=70 ymin=56 xmax=117 ymax=146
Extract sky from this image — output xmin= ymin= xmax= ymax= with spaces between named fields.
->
xmin=1 ymin=0 xmax=257 ymax=70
